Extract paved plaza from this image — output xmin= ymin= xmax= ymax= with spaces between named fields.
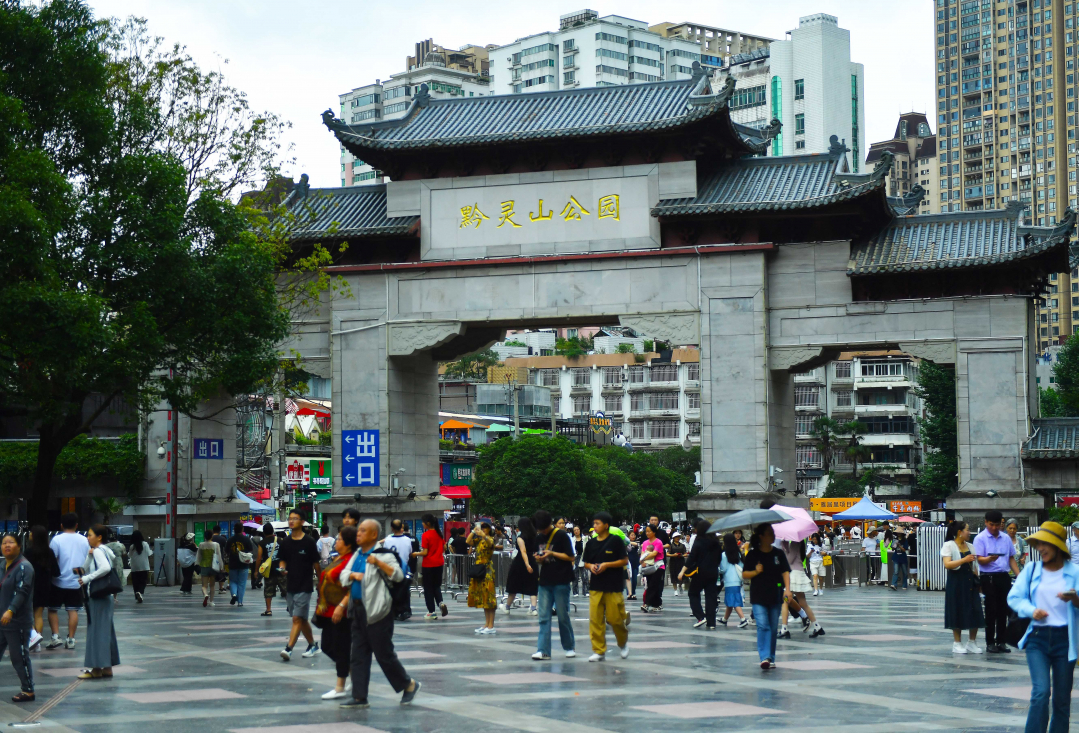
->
xmin=0 ymin=583 xmax=1046 ymax=731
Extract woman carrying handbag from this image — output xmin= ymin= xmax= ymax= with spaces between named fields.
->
xmin=76 ymin=525 xmax=120 ymax=680
xmin=1008 ymin=521 xmax=1079 ymax=733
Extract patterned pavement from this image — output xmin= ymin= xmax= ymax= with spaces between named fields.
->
xmin=0 ymin=583 xmax=1044 ymax=731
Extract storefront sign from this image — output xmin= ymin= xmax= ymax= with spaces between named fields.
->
xmin=889 ymin=500 xmax=922 ymax=514
xmin=193 ymin=438 xmax=223 ymax=460
xmin=810 ymin=498 xmax=860 ymax=512
xmin=589 ymin=410 xmax=613 ymax=435
xmin=285 ymin=461 xmax=304 ymax=485
xmin=310 ymin=459 xmax=332 ymax=489
xmin=441 ymin=463 xmax=474 ymax=486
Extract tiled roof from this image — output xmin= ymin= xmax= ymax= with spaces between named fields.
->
xmin=915 ymin=135 xmax=936 ymax=158
xmin=1023 ymin=418 xmax=1079 ymax=459
xmin=865 ymin=141 xmax=907 ymax=163
xmin=285 ymin=184 xmax=418 ymax=241
xmin=727 ymin=47 xmax=770 ymax=67
xmin=651 ymin=151 xmax=887 ymax=216
xmin=848 ymin=205 xmax=1075 ymax=275
xmin=322 ymin=72 xmax=773 ymax=154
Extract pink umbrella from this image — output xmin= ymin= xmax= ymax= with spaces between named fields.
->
xmin=771 ymin=504 xmax=819 ymax=542
xmin=895 ymin=516 xmax=926 ymax=523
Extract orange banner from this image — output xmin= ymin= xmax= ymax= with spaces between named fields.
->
xmin=809 ymin=498 xmax=860 ymax=512
xmin=889 ymin=500 xmax=922 ymax=514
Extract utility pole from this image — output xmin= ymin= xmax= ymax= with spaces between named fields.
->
xmin=512 ymin=381 xmax=520 ymax=439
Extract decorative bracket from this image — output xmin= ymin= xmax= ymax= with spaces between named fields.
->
xmin=388 ymin=321 xmax=464 ymax=357
xmin=619 ymin=312 xmax=700 ymax=346
xmin=897 ymin=340 xmax=956 ymax=364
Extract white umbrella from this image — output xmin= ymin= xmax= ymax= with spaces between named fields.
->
xmin=708 ymin=508 xmax=792 ymax=534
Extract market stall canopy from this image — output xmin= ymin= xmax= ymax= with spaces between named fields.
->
xmin=832 ymin=496 xmax=897 ymax=520
xmin=234 ymin=488 xmax=276 ymax=515
xmin=440 ymin=419 xmax=476 ymax=430
xmin=708 ymin=508 xmax=792 ymax=533
xmin=895 ymin=515 xmax=926 ymax=523
xmin=440 ymin=486 xmax=471 ymax=499
xmin=295 ymin=407 xmax=330 ymax=418
xmin=485 ymin=423 xmax=514 ymax=432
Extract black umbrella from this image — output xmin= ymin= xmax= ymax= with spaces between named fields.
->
xmin=707 ymin=508 xmax=793 ymax=534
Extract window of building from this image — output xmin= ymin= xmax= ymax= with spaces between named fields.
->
xmin=630 ymin=393 xmax=647 ymax=412
xmin=794 ymin=78 xmax=805 ymax=100
xmin=604 ymin=395 xmax=622 ymax=413
xmin=687 ymin=393 xmax=700 ymax=410
xmin=687 ymin=422 xmax=701 ymax=436
xmin=650 ymin=364 xmax=677 ymax=382
xmin=595 ymin=32 xmax=627 ymax=44
xmin=834 ymin=361 xmax=852 ymax=378
xmin=860 ymin=360 xmax=908 ymax=377
xmin=649 ymin=420 xmax=679 ymax=439
xmin=571 ymin=368 xmax=590 ymax=386
xmin=602 ymin=367 xmax=622 ymax=386
xmin=573 ymin=395 xmax=590 ymax=415
xmin=795 ymin=140 xmax=806 ymax=149
xmin=835 ymin=390 xmax=853 ymax=407
xmin=794 ymin=385 xmax=819 ymax=408
xmin=563 ymin=71 xmax=576 ymax=85
xmin=552 ymin=396 xmax=561 ymax=414
xmin=730 ymin=84 xmax=766 ymax=110
xmin=630 ymin=421 xmax=646 ymax=440
xmin=795 ymin=415 xmax=816 ymax=435
xmin=650 ymin=392 xmax=678 ymax=410
xmin=686 ymin=363 xmax=700 ymax=381
xmin=628 ymin=366 xmax=645 ymax=384
xmin=535 ymin=369 xmax=559 ymax=387
xmin=796 ymin=446 xmax=822 ymax=468
xmin=795 ymin=113 xmax=806 ymax=135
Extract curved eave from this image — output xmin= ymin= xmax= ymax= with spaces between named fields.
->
xmin=1022 ymin=450 xmax=1079 ymax=460
xmin=650 ymin=177 xmax=886 ymax=218
xmin=331 ymin=102 xmax=760 ymax=157
xmin=848 ymin=231 xmax=1068 ymax=276
xmin=287 ymin=219 xmax=420 ymax=244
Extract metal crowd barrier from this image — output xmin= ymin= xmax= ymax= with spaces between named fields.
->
xmin=437 ymin=552 xmax=577 ymax=612
xmin=917 ymin=523 xmax=946 ymax=591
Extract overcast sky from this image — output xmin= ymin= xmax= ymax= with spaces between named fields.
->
xmin=87 ymin=0 xmax=936 ymax=189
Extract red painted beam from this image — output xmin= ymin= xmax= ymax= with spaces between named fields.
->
xmin=324 ymin=242 xmax=776 ymax=274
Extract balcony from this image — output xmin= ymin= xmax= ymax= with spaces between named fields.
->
xmin=855 ymin=404 xmax=912 ymax=416
xmin=601 ymin=381 xmax=624 ymax=394
xmin=832 ymin=401 xmax=855 ymax=414
xmin=861 ymin=434 xmax=916 ymax=447
xmin=647 ymin=379 xmax=680 ymax=391
xmin=647 ymin=406 xmax=680 ymax=417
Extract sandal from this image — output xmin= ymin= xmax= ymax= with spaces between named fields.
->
xmin=261 ymin=611 xmax=272 ymax=617
xmin=11 ymin=691 xmax=34 ymax=703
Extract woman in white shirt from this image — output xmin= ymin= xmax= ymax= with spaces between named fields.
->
xmin=76 ymin=525 xmax=120 ymax=679
xmin=807 ymin=534 xmax=827 ymax=596
xmin=941 ymin=520 xmax=985 ymax=654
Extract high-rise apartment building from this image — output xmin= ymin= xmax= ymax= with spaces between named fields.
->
xmin=866 ymin=113 xmax=942 ymax=213
xmin=338 ymin=41 xmax=496 ymax=187
xmin=933 ymin=0 xmax=1076 ymax=349
xmin=725 ymin=14 xmax=866 ymax=172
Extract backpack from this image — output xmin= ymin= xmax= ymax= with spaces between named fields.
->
xmin=372 ymin=547 xmax=410 ymax=605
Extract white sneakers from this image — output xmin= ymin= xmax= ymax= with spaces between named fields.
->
xmin=64 ymin=637 xmax=75 ymax=650
xmin=966 ymin=641 xmax=984 ymax=654
xmin=475 ymin=627 xmax=497 ymax=635
xmin=589 ymin=653 xmax=605 ymax=662
xmin=565 ymin=650 xmax=576 ymax=658
xmin=532 ymin=651 xmax=551 ymax=660
xmin=528 ymin=607 xmax=538 ymax=616
xmin=498 ymin=603 xmax=510 ymax=616
xmin=322 ymin=688 xmax=347 ymax=700
xmin=952 ymin=642 xmax=968 ymax=654
xmin=619 ymin=644 xmax=629 ymax=659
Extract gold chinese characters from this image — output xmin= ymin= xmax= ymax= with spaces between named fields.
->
xmin=460 ymin=194 xmax=619 ymax=230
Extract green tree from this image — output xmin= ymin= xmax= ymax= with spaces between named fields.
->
xmin=1041 ymin=386 xmax=1068 ymax=417
xmin=838 ymin=420 xmax=870 ymax=478
xmin=442 ymin=349 xmax=500 ymax=381
xmin=555 ymin=336 xmax=592 ymax=359
xmin=615 ymin=343 xmax=637 ymax=354
xmin=654 ymin=444 xmax=701 ymax=481
xmin=809 ymin=416 xmax=842 ymax=474
xmin=913 ymin=360 xmax=959 ymax=498
xmin=1052 ymin=333 xmax=1079 ymax=415
xmin=822 ymin=471 xmax=863 ymax=498
xmin=589 ymin=445 xmax=697 ymax=521
xmin=0 ymin=2 xmax=292 ymax=523
xmin=92 ymin=497 xmax=127 ymax=524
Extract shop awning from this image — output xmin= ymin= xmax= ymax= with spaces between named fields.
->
xmin=485 ymin=423 xmax=514 ymax=432
xmin=234 ymin=487 xmax=276 ymax=515
xmin=440 ymin=485 xmax=472 ymax=499
xmin=440 ymin=419 xmax=476 ymax=430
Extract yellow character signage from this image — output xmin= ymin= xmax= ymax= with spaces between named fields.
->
xmin=598 ymin=194 xmax=620 ymax=220
xmin=529 ymin=199 xmax=553 ymax=221
xmin=560 ymin=196 xmax=590 ymax=221
xmin=497 ymin=200 xmax=522 ymax=228
xmin=459 ymin=204 xmax=489 ymax=229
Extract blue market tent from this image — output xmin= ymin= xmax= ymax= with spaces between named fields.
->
xmin=233 ymin=487 xmax=275 ymax=516
xmin=832 ymin=496 xmax=897 ymax=520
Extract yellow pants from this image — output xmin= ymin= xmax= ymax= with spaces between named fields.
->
xmin=589 ymin=590 xmax=629 ymax=655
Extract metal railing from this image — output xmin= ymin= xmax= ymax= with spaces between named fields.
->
xmin=917 ymin=524 xmax=947 ymax=591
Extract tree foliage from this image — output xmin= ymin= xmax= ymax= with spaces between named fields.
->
xmin=442 ymin=349 xmax=501 ymax=381
xmin=471 ymin=435 xmax=697 ymax=524
xmin=838 ymin=420 xmax=869 ymax=478
xmin=1040 ymin=386 xmax=1068 ymax=417
xmin=809 ymin=416 xmax=841 ymax=474
xmin=0 ymin=435 xmax=144 ymax=499
xmin=913 ymin=360 xmax=958 ymax=498
xmin=0 ymin=2 xmax=295 ymax=522
xmin=1051 ymin=333 xmax=1079 ymax=416
xmin=555 ymin=336 xmax=592 ymax=359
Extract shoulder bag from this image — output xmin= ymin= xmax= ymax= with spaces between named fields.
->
xmin=468 ymin=534 xmax=490 ymax=580
xmin=259 ymin=539 xmax=277 ymax=578
xmin=88 ymin=551 xmax=123 ymax=599
xmin=640 ymin=542 xmax=662 ymax=576
xmin=1005 ymin=563 xmax=1036 ymax=648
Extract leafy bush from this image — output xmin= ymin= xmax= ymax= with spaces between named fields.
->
xmin=1048 ymin=505 xmax=1079 ymax=526
xmin=0 ymin=435 xmax=145 ymax=499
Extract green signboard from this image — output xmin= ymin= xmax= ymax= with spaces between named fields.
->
xmin=443 ymin=463 xmax=475 ymax=486
xmin=194 ymin=522 xmax=205 ymax=544
xmin=310 ymin=459 xmax=332 ymax=489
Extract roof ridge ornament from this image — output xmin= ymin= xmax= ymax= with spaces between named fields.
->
xmin=415 ymin=83 xmax=431 ymax=109
xmin=869 ymin=150 xmax=894 ymax=182
xmin=321 ymin=109 xmax=346 ymax=131
xmin=828 ymin=135 xmax=850 ymax=155
xmin=760 ymin=118 xmax=782 ymax=142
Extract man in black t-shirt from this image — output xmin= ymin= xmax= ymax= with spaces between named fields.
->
xmin=582 ymin=512 xmax=629 ymax=661
xmin=531 ymin=510 xmax=576 ymax=660
xmin=647 ymin=516 xmax=671 ymax=549
xmin=743 ymin=525 xmax=792 ymax=670
xmin=277 ymin=510 xmax=321 ymax=661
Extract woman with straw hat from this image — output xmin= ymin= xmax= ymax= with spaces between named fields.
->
xmin=1008 ymin=521 xmax=1079 ymax=733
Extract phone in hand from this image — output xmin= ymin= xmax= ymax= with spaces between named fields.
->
xmin=1061 ymin=589 xmax=1079 ymax=600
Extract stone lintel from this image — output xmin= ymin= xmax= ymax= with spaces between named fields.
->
xmin=768 ymin=345 xmax=824 ymax=372
xmin=388 ymin=321 xmax=465 ymax=356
